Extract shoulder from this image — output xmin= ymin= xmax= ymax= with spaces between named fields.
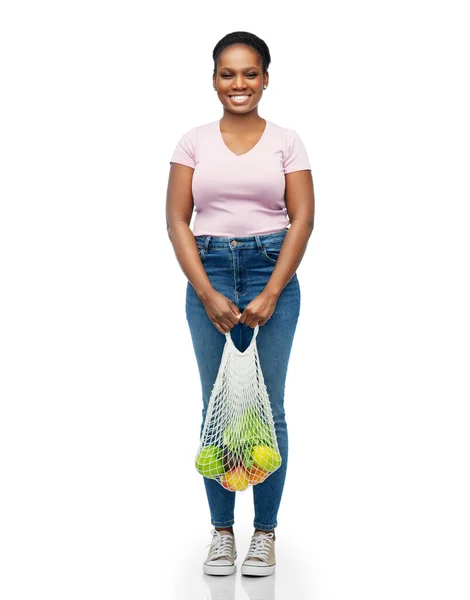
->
xmin=169 ymin=121 xmax=218 ymax=168
xmin=266 ymin=120 xmax=308 ymax=154
xmin=266 ymin=121 xmax=311 ymax=173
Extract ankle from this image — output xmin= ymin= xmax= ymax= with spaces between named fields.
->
xmin=215 ymin=526 xmax=234 ymax=535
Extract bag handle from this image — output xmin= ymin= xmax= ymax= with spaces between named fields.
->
xmin=225 ymin=324 xmax=259 ymax=356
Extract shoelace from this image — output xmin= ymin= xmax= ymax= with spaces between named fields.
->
xmin=245 ymin=532 xmax=274 ymax=561
xmin=206 ymin=528 xmax=235 ymax=560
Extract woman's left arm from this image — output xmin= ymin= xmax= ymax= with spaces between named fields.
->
xmin=263 ymin=169 xmax=315 ymax=297
xmin=239 ymin=170 xmax=314 ymax=327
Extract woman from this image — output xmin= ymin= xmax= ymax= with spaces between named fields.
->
xmin=166 ymin=31 xmax=315 ymax=577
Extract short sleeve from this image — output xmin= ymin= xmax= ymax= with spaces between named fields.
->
xmin=169 ymin=127 xmax=198 ymax=169
xmin=282 ymin=129 xmax=311 ymax=174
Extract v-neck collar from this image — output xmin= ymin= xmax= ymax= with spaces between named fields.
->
xmin=217 ymin=119 xmax=269 ymax=158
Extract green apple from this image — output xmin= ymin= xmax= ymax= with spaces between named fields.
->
xmin=195 ymin=445 xmax=225 ymax=477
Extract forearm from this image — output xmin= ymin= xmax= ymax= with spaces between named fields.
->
xmin=167 ymin=221 xmax=214 ymax=300
xmin=263 ymin=220 xmax=313 ymax=298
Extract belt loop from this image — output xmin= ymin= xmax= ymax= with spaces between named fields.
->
xmin=204 ymin=235 xmax=211 ymax=251
xmin=254 ymin=235 xmax=263 ymax=252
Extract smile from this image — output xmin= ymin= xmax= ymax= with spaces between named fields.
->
xmin=228 ymin=95 xmax=252 ymax=104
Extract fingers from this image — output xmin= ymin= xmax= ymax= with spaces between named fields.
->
xmin=241 ymin=313 xmax=257 ymax=328
xmin=213 ymin=318 xmax=236 ymax=334
xmin=209 ymin=309 xmax=240 ymax=334
xmin=243 ymin=314 xmax=270 ymax=328
xmin=211 ymin=300 xmax=266 ymax=333
xmin=222 ymin=308 xmax=240 ymax=329
xmin=228 ymin=314 xmax=241 ymax=326
xmin=214 ymin=318 xmax=268 ymax=333
xmin=229 ymin=303 xmax=241 ymax=318
xmin=213 ymin=316 xmax=265 ymax=333
xmin=214 ymin=322 xmax=227 ymax=335
xmin=229 ymin=305 xmax=241 ymax=325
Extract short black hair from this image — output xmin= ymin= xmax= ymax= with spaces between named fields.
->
xmin=213 ymin=31 xmax=271 ymax=75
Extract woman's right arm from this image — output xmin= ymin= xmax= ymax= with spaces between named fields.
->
xmin=166 ymin=163 xmax=241 ymax=333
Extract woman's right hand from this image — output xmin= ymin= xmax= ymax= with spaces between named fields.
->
xmin=201 ymin=289 xmax=241 ymax=334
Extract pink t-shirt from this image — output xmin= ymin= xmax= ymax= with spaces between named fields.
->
xmin=169 ymin=119 xmax=311 ymax=237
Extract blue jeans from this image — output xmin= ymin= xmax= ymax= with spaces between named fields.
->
xmin=185 ymin=227 xmax=301 ymax=531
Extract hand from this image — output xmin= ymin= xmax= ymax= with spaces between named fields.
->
xmin=201 ymin=289 xmax=241 ymax=335
xmin=239 ymin=290 xmax=278 ymax=328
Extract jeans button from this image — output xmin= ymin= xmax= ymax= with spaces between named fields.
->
xmin=231 ymin=240 xmax=238 ymax=246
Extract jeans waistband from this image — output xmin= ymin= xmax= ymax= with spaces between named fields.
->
xmin=195 ymin=227 xmax=288 ymax=250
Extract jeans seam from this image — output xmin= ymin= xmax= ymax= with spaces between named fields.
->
xmin=253 ymin=521 xmax=278 ymax=530
xmin=212 ymin=519 xmax=235 ymax=527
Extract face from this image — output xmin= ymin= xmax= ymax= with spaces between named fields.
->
xmin=213 ymin=44 xmax=268 ymax=113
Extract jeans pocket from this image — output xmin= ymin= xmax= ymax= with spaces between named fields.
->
xmin=261 ymin=245 xmax=282 ymax=264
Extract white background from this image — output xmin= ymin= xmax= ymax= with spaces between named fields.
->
xmin=1 ymin=1 xmax=469 ymax=599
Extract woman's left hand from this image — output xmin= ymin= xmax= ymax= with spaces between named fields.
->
xmin=238 ymin=290 xmax=279 ymax=328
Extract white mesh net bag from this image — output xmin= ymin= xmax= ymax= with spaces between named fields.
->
xmin=195 ymin=325 xmax=282 ymax=491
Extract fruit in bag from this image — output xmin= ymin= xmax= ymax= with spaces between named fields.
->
xmin=223 ymin=409 xmax=275 ymax=453
xmin=248 ymin=465 xmax=270 ymax=485
xmin=195 ymin=445 xmax=225 ymax=478
xmin=252 ymin=445 xmax=282 ymax=472
xmin=220 ymin=465 xmax=250 ymax=491
xmin=197 ymin=325 xmax=281 ymax=490
xmin=241 ymin=447 xmax=255 ymax=471
xmin=222 ymin=447 xmax=238 ymax=472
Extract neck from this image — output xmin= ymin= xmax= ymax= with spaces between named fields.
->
xmin=220 ymin=109 xmax=265 ymax=133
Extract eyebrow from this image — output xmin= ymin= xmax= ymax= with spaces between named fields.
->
xmin=219 ymin=66 xmax=260 ymax=71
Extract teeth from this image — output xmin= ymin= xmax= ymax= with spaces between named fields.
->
xmin=231 ymin=95 xmax=249 ymax=99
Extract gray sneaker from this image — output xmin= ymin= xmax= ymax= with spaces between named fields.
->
xmin=203 ymin=528 xmax=237 ymax=576
xmin=241 ymin=531 xmax=276 ymax=576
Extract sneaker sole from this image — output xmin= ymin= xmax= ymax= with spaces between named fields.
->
xmin=241 ymin=563 xmax=275 ymax=576
xmin=204 ymin=565 xmax=237 ymax=575
xmin=203 ymin=563 xmax=236 ymax=576
xmin=203 ymin=551 xmax=237 ymax=576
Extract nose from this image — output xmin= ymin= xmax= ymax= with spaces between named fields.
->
xmin=232 ymin=75 xmax=247 ymax=90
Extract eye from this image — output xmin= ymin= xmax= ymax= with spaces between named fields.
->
xmin=220 ymin=73 xmax=258 ymax=78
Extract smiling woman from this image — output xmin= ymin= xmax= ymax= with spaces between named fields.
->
xmin=165 ymin=30 xmax=315 ymax=578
